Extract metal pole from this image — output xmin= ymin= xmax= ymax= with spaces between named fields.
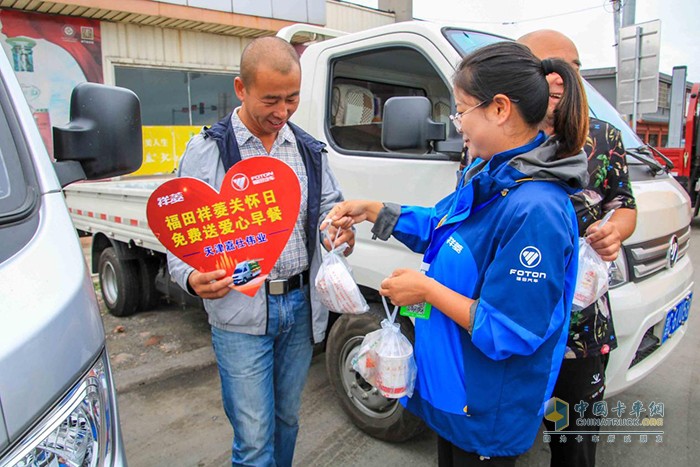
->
xmin=186 ymin=72 xmax=193 ymax=126
xmin=622 ymin=0 xmax=636 ymax=27
xmin=612 ymin=0 xmax=621 ymax=47
xmin=632 ymin=26 xmax=641 ymax=132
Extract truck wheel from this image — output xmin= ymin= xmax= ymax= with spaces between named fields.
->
xmin=325 ymin=308 xmax=426 ymax=442
xmin=98 ymin=247 xmax=140 ymax=317
xmin=138 ymin=256 xmax=161 ymax=311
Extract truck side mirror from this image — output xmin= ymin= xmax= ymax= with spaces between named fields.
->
xmin=382 ymin=96 xmax=443 ymax=151
xmin=52 ymin=83 xmax=142 ymax=187
xmin=381 ymin=96 xmax=463 ymax=158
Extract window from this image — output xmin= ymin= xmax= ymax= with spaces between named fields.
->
xmin=0 ymin=98 xmax=30 ymax=221
xmin=114 ymin=66 xmax=239 ymax=125
xmin=328 ymin=47 xmax=452 ymax=154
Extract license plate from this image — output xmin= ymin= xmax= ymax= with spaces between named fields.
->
xmin=661 ymin=293 xmax=692 ymax=343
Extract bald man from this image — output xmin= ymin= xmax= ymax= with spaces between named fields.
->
xmin=519 ymin=30 xmax=637 ymax=467
xmin=167 ymin=37 xmax=353 ymax=466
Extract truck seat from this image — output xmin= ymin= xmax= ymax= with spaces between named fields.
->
xmin=329 ymin=84 xmax=383 ymax=152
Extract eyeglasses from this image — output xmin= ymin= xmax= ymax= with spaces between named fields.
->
xmin=449 ymin=100 xmax=488 ymax=131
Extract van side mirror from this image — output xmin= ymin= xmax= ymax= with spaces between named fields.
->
xmin=52 ymin=83 xmax=142 ymax=187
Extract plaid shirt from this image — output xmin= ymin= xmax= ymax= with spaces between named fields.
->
xmin=230 ymin=110 xmax=309 ymax=279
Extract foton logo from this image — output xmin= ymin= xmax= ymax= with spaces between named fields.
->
xmin=231 ymin=174 xmax=250 ymax=191
xmin=251 ymin=171 xmax=275 ymax=185
xmin=519 ymin=246 xmax=541 ymax=268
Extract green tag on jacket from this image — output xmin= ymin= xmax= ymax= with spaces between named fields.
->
xmin=400 ymin=302 xmax=432 ymax=319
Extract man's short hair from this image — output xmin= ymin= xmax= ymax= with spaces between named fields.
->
xmin=240 ymin=36 xmax=300 ymax=87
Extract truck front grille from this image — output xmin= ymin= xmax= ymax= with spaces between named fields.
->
xmin=623 ymin=226 xmax=690 ymax=281
xmin=629 ymin=327 xmax=660 ymax=368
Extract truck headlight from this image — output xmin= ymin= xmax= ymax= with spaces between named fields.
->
xmin=3 ymin=352 xmax=115 ymax=467
xmin=608 ymin=253 xmax=629 ymax=288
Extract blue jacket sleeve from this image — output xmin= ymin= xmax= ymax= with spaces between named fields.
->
xmin=392 ymin=191 xmax=457 ymax=255
xmin=470 ymin=190 xmax=578 ymax=360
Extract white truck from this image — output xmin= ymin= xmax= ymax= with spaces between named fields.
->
xmin=64 ymin=21 xmax=694 ymax=442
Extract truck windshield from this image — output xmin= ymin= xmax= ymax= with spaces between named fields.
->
xmin=584 ymin=81 xmax=645 ymax=150
xmin=445 ymin=29 xmax=653 ymax=167
xmin=443 ymin=28 xmax=505 ymax=56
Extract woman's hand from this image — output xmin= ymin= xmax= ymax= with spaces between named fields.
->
xmin=321 ymin=200 xmax=384 ymax=230
xmin=379 ymin=269 xmax=433 ymax=306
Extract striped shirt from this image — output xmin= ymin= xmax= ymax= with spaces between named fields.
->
xmin=230 ymin=109 xmax=309 ymax=279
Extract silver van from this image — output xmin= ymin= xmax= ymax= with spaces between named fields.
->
xmin=0 ymin=48 xmax=141 ymax=465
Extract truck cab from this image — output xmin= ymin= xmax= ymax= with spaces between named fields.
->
xmin=233 ymin=260 xmax=262 ymax=285
xmin=0 ymin=47 xmax=141 ymax=464
xmin=283 ymin=21 xmax=694 ymax=441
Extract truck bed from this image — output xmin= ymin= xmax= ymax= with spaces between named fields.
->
xmin=63 ymin=175 xmax=173 ymax=254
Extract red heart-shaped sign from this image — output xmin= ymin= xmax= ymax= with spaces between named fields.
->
xmin=147 ymin=157 xmax=301 ymax=297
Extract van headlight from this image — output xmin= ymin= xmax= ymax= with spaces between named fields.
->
xmin=608 ymin=253 xmax=629 ymax=288
xmin=3 ymin=352 xmax=115 ymax=467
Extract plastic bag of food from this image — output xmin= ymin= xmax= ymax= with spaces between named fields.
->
xmin=572 ymin=238 xmax=610 ymax=311
xmin=352 ymin=297 xmax=417 ymax=399
xmin=315 ymin=228 xmax=369 ymax=314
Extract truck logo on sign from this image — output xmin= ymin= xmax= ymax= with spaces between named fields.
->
xmin=666 ymin=235 xmax=679 ymax=269
xmin=231 ymin=174 xmax=250 ymax=191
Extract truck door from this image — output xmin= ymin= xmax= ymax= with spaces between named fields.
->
xmin=302 ymin=33 xmax=462 ymax=287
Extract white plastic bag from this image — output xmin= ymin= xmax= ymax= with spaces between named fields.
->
xmin=315 ymin=228 xmax=369 ymax=314
xmin=572 ymin=238 xmax=610 ymax=311
xmin=352 ymin=297 xmax=417 ymax=399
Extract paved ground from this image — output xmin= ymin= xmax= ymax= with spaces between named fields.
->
xmin=82 ymin=230 xmax=700 ymax=466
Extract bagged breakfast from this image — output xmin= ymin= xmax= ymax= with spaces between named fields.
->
xmin=315 ymin=227 xmax=369 ymax=314
xmin=352 ymin=297 xmax=417 ymax=398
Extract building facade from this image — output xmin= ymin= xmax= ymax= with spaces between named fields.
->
xmin=0 ymin=0 xmax=395 ymax=171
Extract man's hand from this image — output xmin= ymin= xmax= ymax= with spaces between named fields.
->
xmin=379 ymin=269 xmax=432 ymax=306
xmin=586 ymin=221 xmax=622 ymax=261
xmin=586 ymin=208 xmax=637 ymax=261
xmin=188 ymin=269 xmax=233 ymax=299
xmin=322 ymin=224 xmax=356 ymax=256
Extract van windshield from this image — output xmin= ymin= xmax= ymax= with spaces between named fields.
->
xmin=0 ymin=103 xmax=32 ymax=222
xmin=0 ymin=152 xmax=9 ymax=201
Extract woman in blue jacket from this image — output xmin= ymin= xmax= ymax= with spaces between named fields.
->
xmin=324 ymin=42 xmax=590 ymax=466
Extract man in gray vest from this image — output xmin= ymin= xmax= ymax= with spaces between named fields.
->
xmin=168 ymin=37 xmax=354 ymax=466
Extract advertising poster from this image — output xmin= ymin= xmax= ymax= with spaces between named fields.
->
xmin=0 ymin=9 xmax=102 ymax=157
xmin=135 ymin=126 xmax=201 ymax=176
xmin=147 ymin=157 xmax=302 ymax=297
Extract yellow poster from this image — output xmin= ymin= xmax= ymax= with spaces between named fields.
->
xmin=132 ymin=126 xmax=200 ymax=176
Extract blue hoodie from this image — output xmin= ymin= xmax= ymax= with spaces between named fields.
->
xmin=385 ymin=133 xmax=587 ymax=457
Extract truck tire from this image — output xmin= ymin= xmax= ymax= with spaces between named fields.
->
xmin=98 ymin=247 xmax=140 ymax=317
xmin=325 ymin=307 xmax=426 ymax=442
xmin=138 ymin=256 xmax=161 ymax=311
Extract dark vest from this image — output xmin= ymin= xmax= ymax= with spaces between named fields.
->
xmin=203 ymin=113 xmax=325 ymax=263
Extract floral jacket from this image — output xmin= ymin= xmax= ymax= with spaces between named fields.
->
xmin=566 ymin=118 xmax=637 ymax=359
